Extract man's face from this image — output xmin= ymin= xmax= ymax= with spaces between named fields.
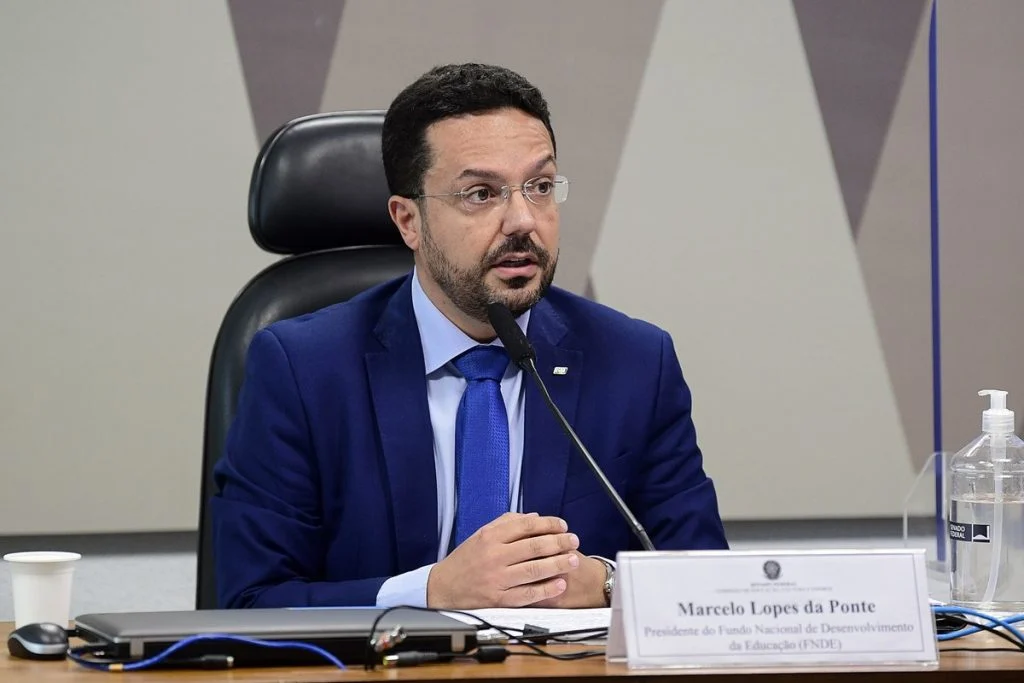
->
xmin=413 ymin=108 xmax=560 ymax=322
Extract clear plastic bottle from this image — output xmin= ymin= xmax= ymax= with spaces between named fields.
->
xmin=949 ymin=390 xmax=1024 ymax=612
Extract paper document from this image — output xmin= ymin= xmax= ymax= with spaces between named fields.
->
xmin=444 ymin=607 xmax=610 ymax=639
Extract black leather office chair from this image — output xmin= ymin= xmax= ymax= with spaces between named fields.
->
xmin=194 ymin=111 xmax=414 ymax=609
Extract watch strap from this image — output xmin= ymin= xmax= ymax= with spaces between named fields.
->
xmin=592 ymin=556 xmax=615 ymax=606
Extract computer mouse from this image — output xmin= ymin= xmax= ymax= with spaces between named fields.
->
xmin=6 ymin=622 xmax=69 ymax=660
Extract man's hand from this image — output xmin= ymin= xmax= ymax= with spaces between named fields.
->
xmin=426 ymin=512 xmax=581 ymax=608
xmin=530 ymin=554 xmax=608 ymax=608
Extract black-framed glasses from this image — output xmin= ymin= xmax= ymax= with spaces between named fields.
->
xmin=415 ymin=175 xmax=569 ymax=212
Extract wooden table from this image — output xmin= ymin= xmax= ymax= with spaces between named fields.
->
xmin=1 ymin=622 xmax=1021 ymax=682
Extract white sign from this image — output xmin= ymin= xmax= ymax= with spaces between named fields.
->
xmin=607 ymin=549 xmax=937 ymax=671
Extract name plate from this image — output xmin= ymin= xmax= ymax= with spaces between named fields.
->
xmin=607 ymin=549 xmax=937 ymax=670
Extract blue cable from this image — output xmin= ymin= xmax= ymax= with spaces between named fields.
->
xmin=932 ymin=605 xmax=1024 ymax=643
xmin=68 ymin=633 xmax=346 ymax=671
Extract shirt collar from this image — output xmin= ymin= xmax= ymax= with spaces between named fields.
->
xmin=411 ymin=267 xmax=531 ymax=375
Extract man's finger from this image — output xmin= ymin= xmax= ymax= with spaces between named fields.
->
xmin=504 ymin=532 xmax=579 ymax=565
xmin=482 ymin=515 xmax=567 ymax=544
xmin=498 ymin=576 xmax=569 ymax=607
xmin=501 ymin=552 xmax=579 ymax=590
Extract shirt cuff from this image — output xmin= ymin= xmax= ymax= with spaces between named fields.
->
xmin=375 ymin=564 xmax=435 ymax=608
xmin=589 ymin=554 xmax=617 ymax=568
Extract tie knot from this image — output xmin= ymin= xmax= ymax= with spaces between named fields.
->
xmin=453 ymin=345 xmax=509 ymax=382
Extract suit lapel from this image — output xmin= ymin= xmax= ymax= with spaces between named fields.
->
xmin=522 ymin=299 xmax=581 ymax=516
xmin=365 ymin=277 xmax=438 ymax=571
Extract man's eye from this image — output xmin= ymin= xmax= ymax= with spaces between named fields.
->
xmin=532 ymin=180 xmax=553 ymax=195
xmin=464 ymin=186 xmax=496 ymax=204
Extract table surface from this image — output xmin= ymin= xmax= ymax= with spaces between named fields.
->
xmin=1 ymin=622 xmax=1021 ymax=682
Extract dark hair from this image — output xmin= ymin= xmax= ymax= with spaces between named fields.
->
xmin=382 ymin=63 xmax=556 ymax=198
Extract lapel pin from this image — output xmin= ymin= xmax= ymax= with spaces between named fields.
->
xmin=553 ymin=366 xmax=568 ymax=375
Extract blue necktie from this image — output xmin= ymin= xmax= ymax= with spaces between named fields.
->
xmin=452 ymin=345 xmax=511 ymax=547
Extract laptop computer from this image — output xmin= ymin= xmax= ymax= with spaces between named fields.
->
xmin=73 ymin=607 xmax=479 ymax=667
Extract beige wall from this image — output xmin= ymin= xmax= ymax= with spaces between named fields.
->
xmin=0 ymin=1 xmax=272 ymax=533
xmin=0 ymin=0 xmax=1021 ymax=534
xmin=936 ymin=0 xmax=1024 ymax=453
xmin=592 ymin=0 xmax=918 ymax=518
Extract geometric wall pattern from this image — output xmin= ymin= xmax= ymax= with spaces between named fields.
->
xmin=228 ymin=0 xmax=345 ymax=143
xmin=793 ymin=0 xmax=927 ymax=237
xmin=3 ymin=0 xmax=1024 ymax=533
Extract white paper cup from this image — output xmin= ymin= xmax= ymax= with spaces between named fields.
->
xmin=4 ymin=551 xmax=81 ymax=629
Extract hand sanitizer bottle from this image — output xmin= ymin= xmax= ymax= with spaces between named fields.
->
xmin=949 ymin=390 xmax=1024 ymax=611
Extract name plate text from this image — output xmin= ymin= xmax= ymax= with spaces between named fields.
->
xmin=607 ymin=549 xmax=937 ymax=670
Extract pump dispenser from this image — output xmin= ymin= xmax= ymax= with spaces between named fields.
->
xmin=980 ymin=389 xmax=1014 ymax=435
xmin=949 ymin=389 xmax=1024 ymax=611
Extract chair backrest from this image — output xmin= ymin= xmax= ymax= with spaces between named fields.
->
xmin=195 ymin=111 xmax=414 ymax=609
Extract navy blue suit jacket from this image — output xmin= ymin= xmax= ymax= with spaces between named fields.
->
xmin=212 ymin=274 xmax=727 ymax=608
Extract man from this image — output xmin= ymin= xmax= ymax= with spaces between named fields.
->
xmin=212 ymin=63 xmax=728 ymax=611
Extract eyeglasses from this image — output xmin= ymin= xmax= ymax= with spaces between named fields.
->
xmin=414 ymin=175 xmax=569 ymax=213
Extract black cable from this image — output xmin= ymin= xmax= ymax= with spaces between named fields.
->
xmin=939 ymin=614 xmax=1024 ymax=652
xmin=509 ymin=649 xmax=605 ymax=660
xmin=383 ymin=645 xmax=512 ymax=667
xmin=933 ymin=606 xmax=1024 ymax=644
xmin=506 ymin=626 xmax=609 ymax=644
xmin=546 ymin=630 xmax=609 ymax=644
xmin=942 ymin=614 xmax=1024 ymax=649
xmin=363 ymin=605 xmax=604 ymax=670
xmin=942 ymin=648 xmax=1024 ymax=654
xmin=499 ymin=625 xmax=608 ymax=637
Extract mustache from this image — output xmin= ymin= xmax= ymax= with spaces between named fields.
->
xmin=485 ymin=236 xmax=550 ymax=267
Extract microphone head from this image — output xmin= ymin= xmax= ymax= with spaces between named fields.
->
xmin=486 ymin=302 xmax=536 ymax=369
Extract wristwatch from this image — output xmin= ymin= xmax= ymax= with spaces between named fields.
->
xmin=593 ymin=556 xmax=615 ymax=606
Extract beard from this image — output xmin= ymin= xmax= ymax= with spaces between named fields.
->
xmin=420 ymin=217 xmax=557 ymax=323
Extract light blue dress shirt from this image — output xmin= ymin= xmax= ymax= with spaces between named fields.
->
xmin=375 ymin=269 xmax=530 ymax=607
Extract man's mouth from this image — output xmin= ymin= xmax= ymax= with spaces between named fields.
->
xmin=491 ymin=253 xmax=540 ymax=277
xmin=493 ymin=256 xmax=536 ymax=267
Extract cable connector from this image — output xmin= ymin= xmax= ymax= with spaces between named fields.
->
xmin=472 ymin=645 xmax=510 ymax=663
xmin=383 ymin=651 xmax=443 ymax=668
xmin=382 ymin=647 xmax=510 ymax=668
xmin=107 ymin=655 xmax=234 ymax=672
xmin=371 ymin=625 xmax=407 ymax=653
xmin=475 ymin=630 xmax=509 ymax=644
xmin=521 ymin=624 xmax=551 ymax=644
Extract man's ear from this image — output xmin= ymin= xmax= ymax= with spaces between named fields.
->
xmin=389 ymin=196 xmax=421 ymax=250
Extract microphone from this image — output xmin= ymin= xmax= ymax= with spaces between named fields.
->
xmin=487 ymin=302 xmax=656 ymax=551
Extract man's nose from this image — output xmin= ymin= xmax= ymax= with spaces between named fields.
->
xmin=500 ymin=188 xmax=538 ymax=235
